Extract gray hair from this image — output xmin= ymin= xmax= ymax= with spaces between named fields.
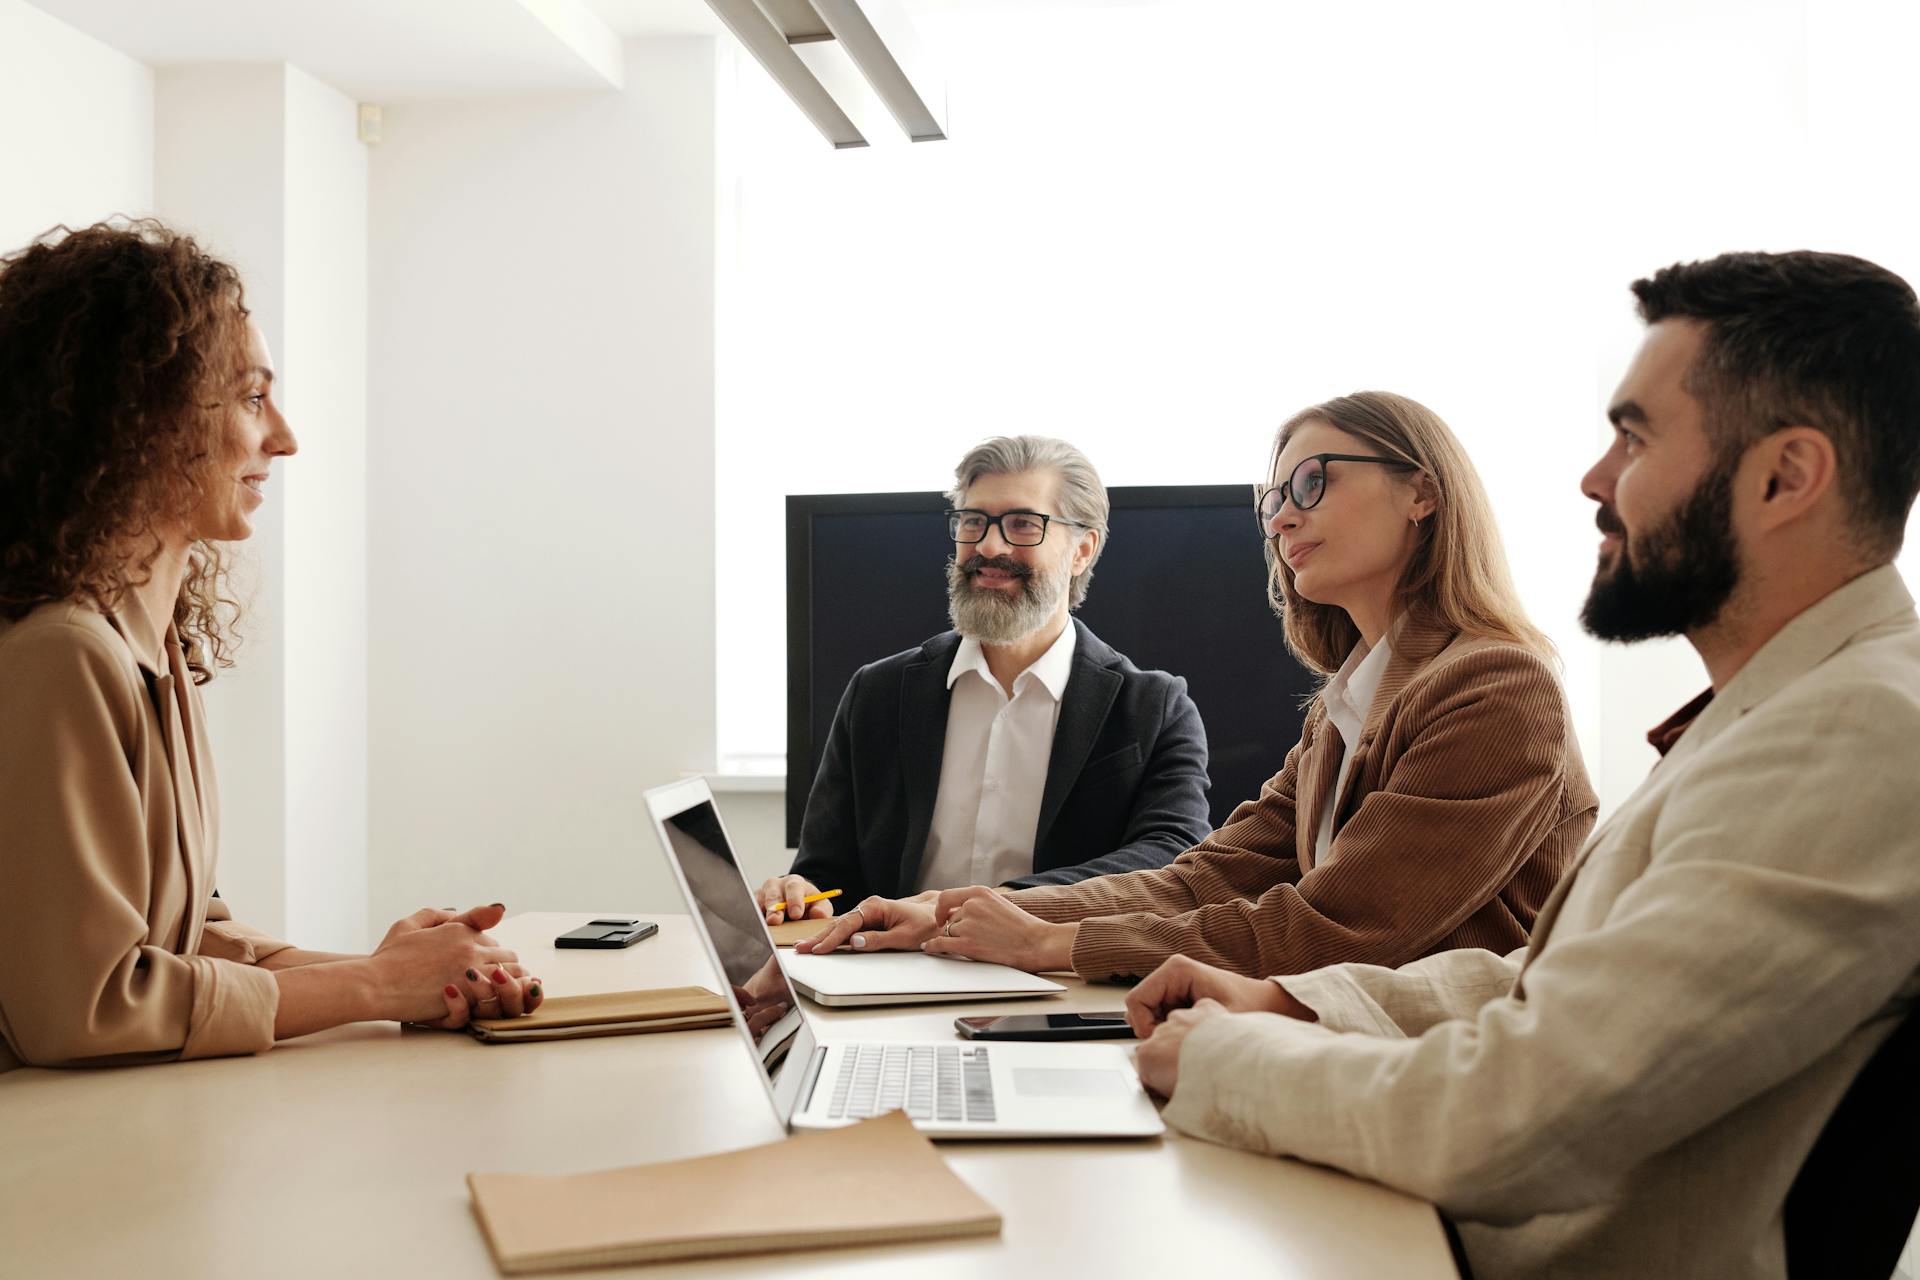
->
xmin=946 ymin=435 xmax=1109 ymax=608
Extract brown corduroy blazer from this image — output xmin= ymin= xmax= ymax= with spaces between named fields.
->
xmin=1012 ymin=617 xmax=1597 ymax=981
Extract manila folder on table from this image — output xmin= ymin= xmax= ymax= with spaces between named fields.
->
xmin=468 ymin=987 xmax=731 ymax=1043
xmin=467 ymin=1111 xmax=1001 ymax=1272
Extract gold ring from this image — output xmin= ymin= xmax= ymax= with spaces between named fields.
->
xmin=944 ymin=919 xmax=955 ymax=938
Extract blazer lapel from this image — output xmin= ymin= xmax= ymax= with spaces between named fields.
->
xmin=894 ymin=644 xmax=956 ymax=894
xmin=151 ymin=661 xmax=205 ymax=952
xmin=111 ymin=598 xmax=207 ymax=951
xmin=1327 ymin=617 xmax=1459 ymax=832
xmin=1294 ymin=710 xmax=1339 ymax=871
xmin=1034 ymin=623 xmax=1121 ymax=852
xmin=167 ymin=633 xmax=217 ymax=941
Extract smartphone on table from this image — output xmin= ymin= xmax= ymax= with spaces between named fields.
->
xmin=954 ymin=1012 xmax=1136 ymax=1041
xmin=554 ymin=918 xmax=658 ymax=949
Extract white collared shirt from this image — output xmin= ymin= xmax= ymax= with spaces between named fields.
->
xmin=1314 ymin=637 xmax=1392 ymax=866
xmin=914 ymin=621 xmax=1080 ymax=893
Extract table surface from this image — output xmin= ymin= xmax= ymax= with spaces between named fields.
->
xmin=2 ymin=912 xmax=1454 ymax=1279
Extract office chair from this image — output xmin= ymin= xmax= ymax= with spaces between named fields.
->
xmin=1784 ymin=1008 xmax=1920 ymax=1280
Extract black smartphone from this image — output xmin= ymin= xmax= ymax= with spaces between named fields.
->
xmin=554 ymin=919 xmax=658 ymax=949
xmin=954 ymin=1012 xmax=1137 ymax=1041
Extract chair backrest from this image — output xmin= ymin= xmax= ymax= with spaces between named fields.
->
xmin=1784 ymin=1009 xmax=1920 ymax=1280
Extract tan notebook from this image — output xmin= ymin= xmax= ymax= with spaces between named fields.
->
xmin=468 ymin=987 xmax=731 ymax=1043
xmin=467 ymin=1111 xmax=1001 ymax=1272
xmin=767 ymin=919 xmax=832 ymax=948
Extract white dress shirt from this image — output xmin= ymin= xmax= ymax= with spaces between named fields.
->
xmin=914 ymin=621 xmax=1079 ymax=893
xmin=1313 ymin=637 xmax=1392 ymax=866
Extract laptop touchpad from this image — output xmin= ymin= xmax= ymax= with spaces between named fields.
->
xmin=1012 ymin=1068 xmax=1136 ymax=1098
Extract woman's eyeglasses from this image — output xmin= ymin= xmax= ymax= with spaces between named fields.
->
xmin=1256 ymin=454 xmax=1418 ymax=529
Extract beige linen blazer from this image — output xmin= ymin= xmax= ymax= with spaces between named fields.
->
xmin=1162 ymin=565 xmax=1920 ymax=1279
xmin=0 ymin=596 xmax=288 ymax=1071
xmin=1013 ymin=617 xmax=1596 ymax=981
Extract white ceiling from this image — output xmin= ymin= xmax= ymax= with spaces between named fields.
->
xmin=30 ymin=0 xmax=628 ymax=101
xmin=571 ymin=0 xmax=1159 ymax=35
xmin=579 ymin=0 xmax=725 ymax=37
xmin=29 ymin=0 xmax=1162 ymax=102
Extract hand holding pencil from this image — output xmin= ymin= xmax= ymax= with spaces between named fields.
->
xmin=756 ymin=874 xmax=843 ymax=924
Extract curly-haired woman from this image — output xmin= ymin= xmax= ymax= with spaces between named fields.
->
xmin=0 ymin=221 xmax=540 ymax=1070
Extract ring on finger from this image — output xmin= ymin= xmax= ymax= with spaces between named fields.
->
xmin=943 ymin=919 xmax=955 ymax=938
xmin=848 ymin=907 xmax=865 ymax=929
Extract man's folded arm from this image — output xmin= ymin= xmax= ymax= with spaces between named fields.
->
xmin=1275 ymin=945 xmax=1529 ymax=1039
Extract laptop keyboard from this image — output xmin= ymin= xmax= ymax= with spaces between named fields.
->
xmin=826 ymin=1044 xmax=997 ymax=1123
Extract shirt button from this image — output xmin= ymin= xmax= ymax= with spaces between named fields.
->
xmin=983 ymin=778 xmax=999 ymax=792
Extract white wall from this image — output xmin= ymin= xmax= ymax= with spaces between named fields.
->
xmin=0 ymin=0 xmax=152 ymax=249
xmin=281 ymin=65 xmax=370 ymax=951
xmin=707 ymin=786 xmax=788 ymax=887
xmin=156 ymin=63 xmax=370 ymax=949
xmin=365 ymin=37 xmax=720 ymax=929
xmin=155 ymin=65 xmax=293 ymax=937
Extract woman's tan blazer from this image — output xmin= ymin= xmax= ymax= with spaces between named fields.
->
xmin=0 ymin=597 xmax=289 ymax=1071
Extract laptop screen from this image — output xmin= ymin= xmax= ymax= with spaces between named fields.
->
xmin=655 ymin=796 xmax=807 ymax=1091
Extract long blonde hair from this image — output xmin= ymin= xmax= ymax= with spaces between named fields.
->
xmin=1263 ymin=390 xmax=1549 ymax=673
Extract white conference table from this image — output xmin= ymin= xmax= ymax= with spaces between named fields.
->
xmin=1 ymin=912 xmax=1455 ymax=1279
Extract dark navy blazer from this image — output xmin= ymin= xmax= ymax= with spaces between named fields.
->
xmin=789 ymin=619 xmax=1213 ymax=903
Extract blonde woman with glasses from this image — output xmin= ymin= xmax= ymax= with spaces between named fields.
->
xmin=801 ymin=391 xmax=1596 ymax=983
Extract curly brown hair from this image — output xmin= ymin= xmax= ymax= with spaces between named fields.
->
xmin=0 ymin=219 xmax=252 ymax=683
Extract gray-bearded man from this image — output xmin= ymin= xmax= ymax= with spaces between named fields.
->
xmin=759 ymin=436 xmax=1213 ymax=923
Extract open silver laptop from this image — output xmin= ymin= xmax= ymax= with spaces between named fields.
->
xmin=644 ymin=778 xmax=1164 ymax=1139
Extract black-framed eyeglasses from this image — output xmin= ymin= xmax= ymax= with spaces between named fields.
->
xmin=1256 ymin=453 xmax=1419 ymax=528
xmin=947 ymin=508 xmax=1089 ymax=546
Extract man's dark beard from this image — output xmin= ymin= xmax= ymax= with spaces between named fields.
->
xmin=1580 ymin=462 xmax=1740 ymax=642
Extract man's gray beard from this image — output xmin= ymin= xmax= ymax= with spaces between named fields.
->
xmin=946 ymin=558 xmax=1069 ymax=646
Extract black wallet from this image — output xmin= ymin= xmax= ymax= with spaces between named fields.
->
xmin=554 ymin=919 xmax=659 ymax=949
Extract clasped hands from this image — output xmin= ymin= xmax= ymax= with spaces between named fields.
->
xmin=375 ymin=904 xmax=544 ymax=1029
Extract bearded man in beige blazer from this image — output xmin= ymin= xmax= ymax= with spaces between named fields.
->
xmin=1123 ymin=250 xmax=1920 ymax=1280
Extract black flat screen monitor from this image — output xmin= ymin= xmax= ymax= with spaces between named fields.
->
xmin=785 ymin=486 xmax=1317 ymax=847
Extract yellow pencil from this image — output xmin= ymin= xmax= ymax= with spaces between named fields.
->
xmin=792 ymin=889 xmax=842 ymax=906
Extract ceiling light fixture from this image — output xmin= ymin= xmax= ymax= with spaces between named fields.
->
xmin=705 ymin=0 xmax=867 ymax=148
xmin=704 ymin=0 xmax=947 ymax=149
